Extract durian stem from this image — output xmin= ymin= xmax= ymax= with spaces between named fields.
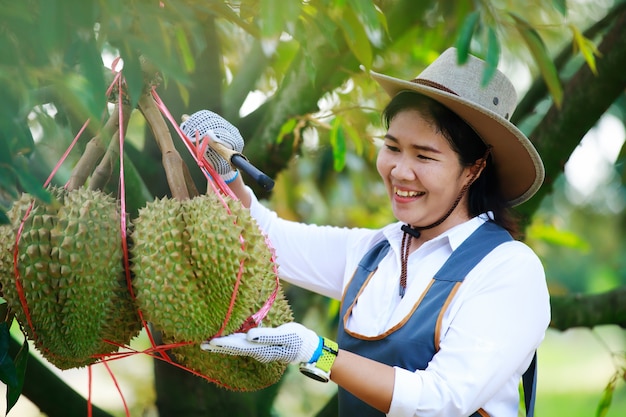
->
xmin=66 ymin=104 xmax=122 ymax=191
xmin=89 ymin=101 xmax=133 ymax=191
xmin=138 ymin=93 xmax=198 ymax=200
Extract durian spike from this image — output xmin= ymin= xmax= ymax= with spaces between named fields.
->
xmin=66 ymin=103 xmax=124 ymax=191
xmin=89 ymin=100 xmax=133 ymax=191
xmin=139 ymin=93 xmax=198 ymax=200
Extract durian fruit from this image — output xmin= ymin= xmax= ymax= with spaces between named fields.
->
xmin=131 ymin=194 xmax=293 ymax=391
xmin=0 ymin=187 xmax=142 ymax=369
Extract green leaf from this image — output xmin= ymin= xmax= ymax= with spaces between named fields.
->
xmin=510 ymin=13 xmax=563 ymax=108
xmin=6 ymin=337 xmax=28 ymax=415
xmin=0 ymin=167 xmax=17 ymax=196
xmin=175 ymin=27 xmax=195 ymax=73
xmin=482 ymin=27 xmax=500 ymax=86
xmin=528 ymin=222 xmax=590 ymax=251
xmin=259 ymin=0 xmax=285 ymax=39
xmin=346 ymin=0 xmax=382 ymax=32
xmin=78 ymin=36 xmax=107 ymax=121
xmin=175 ymin=80 xmax=191 ymax=108
xmin=338 ymin=7 xmax=373 ymax=70
xmin=552 ymin=0 xmax=567 ymax=16
xmin=456 ymin=11 xmax=480 ymax=63
xmin=39 ymin=0 xmax=63 ymax=53
xmin=571 ymin=24 xmax=601 ymax=75
xmin=0 ymin=323 xmax=18 ymax=388
xmin=0 ymin=211 xmax=9 ymax=226
xmin=15 ymin=169 xmax=52 ymax=205
xmin=259 ymin=0 xmax=301 ymax=40
xmin=0 ymin=129 xmax=14 ymax=165
xmin=343 ymin=122 xmax=363 ymax=156
xmin=330 ymin=118 xmax=347 ymax=171
xmin=277 ymin=118 xmax=298 ymax=144
xmin=595 ymin=374 xmax=618 ymax=417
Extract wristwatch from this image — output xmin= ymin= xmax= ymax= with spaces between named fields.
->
xmin=299 ymin=337 xmax=338 ymax=383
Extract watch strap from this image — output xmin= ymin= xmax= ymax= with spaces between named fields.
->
xmin=316 ymin=337 xmax=338 ymax=373
xmin=299 ymin=337 xmax=338 ymax=382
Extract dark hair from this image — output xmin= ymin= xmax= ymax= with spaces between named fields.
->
xmin=382 ymin=91 xmax=520 ymax=237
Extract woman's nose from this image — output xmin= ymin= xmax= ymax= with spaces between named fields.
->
xmin=391 ymin=156 xmax=416 ymax=181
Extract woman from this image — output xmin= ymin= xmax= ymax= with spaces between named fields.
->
xmin=181 ymin=48 xmax=550 ymax=417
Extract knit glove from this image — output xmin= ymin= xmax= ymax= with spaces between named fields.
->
xmin=201 ymin=322 xmax=323 ymax=364
xmin=180 ymin=109 xmax=244 ymax=183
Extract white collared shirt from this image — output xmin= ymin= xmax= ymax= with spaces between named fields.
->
xmin=249 ymin=189 xmax=550 ymax=417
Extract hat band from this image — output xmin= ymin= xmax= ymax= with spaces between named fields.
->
xmin=410 ymin=78 xmax=459 ymax=96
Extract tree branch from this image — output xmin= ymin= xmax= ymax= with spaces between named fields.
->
xmin=517 ymin=7 xmax=626 ymax=219
xmin=66 ymin=106 xmax=122 ymax=191
xmin=139 ymin=93 xmax=199 ymax=200
xmin=550 ymin=287 xmax=626 ymax=330
xmin=89 ymin=101 xmax=133 ymax=191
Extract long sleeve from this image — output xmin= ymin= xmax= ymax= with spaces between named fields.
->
xmin=248 ymin=189 xmax=375 ymax=300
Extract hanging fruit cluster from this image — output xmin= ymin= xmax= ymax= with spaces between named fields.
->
xmin=0 ymin=185 xmax=293 ymax=390
xmin=0 ymin=187 xmax=141 ymax=369
xmin=0 ymin=87 xmax=293 ymax=391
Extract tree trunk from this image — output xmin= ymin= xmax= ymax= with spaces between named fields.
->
xmin=153 ymin=357 xmax=279 ymax=417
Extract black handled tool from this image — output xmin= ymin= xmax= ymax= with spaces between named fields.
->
xmin=208 ymin=140 xmax=275 ymax=191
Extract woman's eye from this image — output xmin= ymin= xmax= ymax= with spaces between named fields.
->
xmin=385 ymin=144 xmax=400 ymax=152
xmin=417 ymin=154 xmax=433 ymax=160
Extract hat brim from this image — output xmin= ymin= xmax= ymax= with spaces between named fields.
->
xmin=371 ymin=70 xmax=544 ymax=206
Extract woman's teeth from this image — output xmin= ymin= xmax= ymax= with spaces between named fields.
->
xmin=394 ymin=187 xmax=423 ymax=197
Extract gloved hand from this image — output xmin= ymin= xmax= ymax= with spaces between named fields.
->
xmin=201 ymin=322 xmax=323 ymax=364
xmin=180 ymin=109 xmax=244 ymax=183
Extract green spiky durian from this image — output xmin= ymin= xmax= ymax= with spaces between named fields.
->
xmin=131 ymin=194 xmax=293 ymax=390
xmin=169 ymin=291 xmax=293 ymax=391
xmin=0 ymin=187 xmax=142 ymax=369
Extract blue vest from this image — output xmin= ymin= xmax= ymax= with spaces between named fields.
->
xmin=336 ymin=221 xmax=537 ymax=417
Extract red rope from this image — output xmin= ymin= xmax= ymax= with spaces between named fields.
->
xmin=102 ymin=360 xmax=130 ymax=416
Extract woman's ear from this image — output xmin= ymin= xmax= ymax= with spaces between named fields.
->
xmin=464 ymin=158 xmax=487 ymax=187
xmin=470 ymin=158 xmax=487 ymax=178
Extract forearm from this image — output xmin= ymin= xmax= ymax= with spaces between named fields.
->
xmin=227 ymin=174 xmax=251 ymax=208
xmin=330 ymin=349 xmax=395 ymax=414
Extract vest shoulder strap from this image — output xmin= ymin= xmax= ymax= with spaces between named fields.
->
xmin=434 ymin=221 xmax=512 ymax=282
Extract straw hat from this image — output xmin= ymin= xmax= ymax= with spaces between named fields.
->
xmin=370 ymin=48 xmax=544 ymax=206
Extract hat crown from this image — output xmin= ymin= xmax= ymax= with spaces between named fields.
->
xmin=414 ymin=48 xmax=518 ymax=121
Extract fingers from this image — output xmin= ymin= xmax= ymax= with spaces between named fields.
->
xmin=204 ymin=148 xmax=233 ymax=175
xmin=211 ymin=127 xmax=239 ymax=151
xmin=200 ymin=333 xmax=248 ymax=351
xmin=247 ymin=322 xmax=301 ymax=341
xmin=200 ymin=333 xmax=290 ymax=363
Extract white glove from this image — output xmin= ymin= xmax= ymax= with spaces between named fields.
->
xmin=180 ymin=109 xmax=244 ymax=183
xmin=201 ymin=322 xmax=323 ymax=364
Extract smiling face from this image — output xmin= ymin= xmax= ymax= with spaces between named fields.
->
xmin=376 ymin=109 xmax=477 ymax=239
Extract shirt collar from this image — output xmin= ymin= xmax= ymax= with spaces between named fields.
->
xmin=382 ymin=215 xmax=488 ymax=252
